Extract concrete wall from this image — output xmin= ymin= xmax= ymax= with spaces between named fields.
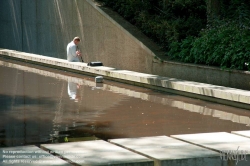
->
xmin=0 ymin=0 xmax=22 ymax=51
xmin=1 ymin=0 xmax=250 ymax=90
xmin=153 ymin=61 xmax=250 ymax=90
xmin=0 ymin=0 xmax=80 ymax=58
xmin=78 ymin=0 xmax=154 ymax=74
xmin=0 ymin=0 xmax=153 ymax=71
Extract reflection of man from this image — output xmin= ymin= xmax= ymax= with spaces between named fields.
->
xmin=67 ymin=37 xmax=82 ymax=62
xmin=68 ymin=81 xmax=80 ymax=102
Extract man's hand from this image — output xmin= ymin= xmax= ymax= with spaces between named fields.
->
xmin=76 ymin=50 xmax=82 ymax=56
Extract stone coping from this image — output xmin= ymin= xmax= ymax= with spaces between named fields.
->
xmin=0 ymin=145 xmax=70 ymax=166
xmin=109 ymin=136 xmax=224 ymax=166
xmin=171 ymin=132 xmax=250 ymax=166
xmin=41 ymin=140 xmax=153 ymax=166
xmin=0 ymin=48 xmax=250 ymax=109
xmin=1 ymin=60 xmax=250 ymax=126
xmin=231 ymin=130 xmax=250 ymax=138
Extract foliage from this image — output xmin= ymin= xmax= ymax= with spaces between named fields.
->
xmin=169 ymin=1 xmax=250 ymax=70
xmin=99 ymin=0 xmax=250 ymax=70
xmin=99 ymin=0 xmax=206 ymax=50
xmin=168 ymin=20 xmax=250 ymax=70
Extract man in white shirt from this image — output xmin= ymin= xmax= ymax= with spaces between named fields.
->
xmin=67 ymin=37 xmax=82 ymax=62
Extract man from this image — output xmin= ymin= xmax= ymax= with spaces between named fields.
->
xmin=67 ymin=37 xmax=82 ymax=62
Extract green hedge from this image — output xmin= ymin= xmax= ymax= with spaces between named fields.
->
xmin=168 ymin=20 xmax=250 ymax=70
xmin=99 ymin=0 xmax=250 ymax=70
xmin=99 ymin=0 xmax=206 ymax=50
xmin=169 ymin=1 xmax=250 ymax=70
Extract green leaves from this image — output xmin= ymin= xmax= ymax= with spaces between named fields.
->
xmin=169 ymin=19 xmax=250 ymax=70
xmin=100 ymin=0 xmax=250 ymax=71
xmin=99 ymin=0 xmax=206 ymax=51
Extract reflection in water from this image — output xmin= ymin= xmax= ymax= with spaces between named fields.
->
xmin=0 ymin=59 xmax=250 ymax=147
xmin=68 ymin=81 xmax=80 ymax=102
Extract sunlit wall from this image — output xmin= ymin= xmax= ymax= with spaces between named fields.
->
xmin=0 ymin=0 xmax=154 ymax=74
xmin=0 ymin=0 xmax=84 ymax=59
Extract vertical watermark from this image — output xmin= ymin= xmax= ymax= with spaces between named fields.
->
xmin=220 ymin=146 xmax=248 ymax=165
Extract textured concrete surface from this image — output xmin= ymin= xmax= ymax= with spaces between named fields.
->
xmin=0 ymin=145 xmax=70 ymax=166
xmin=110 ymin=136 xmax=225 ymax=166
xmin=232 ymin=130 xmax=250 ymax=138
xmin=171 ymin=132 xmax=250 ymax=166
xmin=1 ymin=0 xmax=250 ymax=90
xmin=41 ymin=140 xmax=153 ymax=166
xmin=1 ymin=49 xmax=250 ymax=110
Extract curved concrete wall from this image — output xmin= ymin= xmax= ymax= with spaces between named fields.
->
xmin=1 ymin=0 xmax=250 ymax=90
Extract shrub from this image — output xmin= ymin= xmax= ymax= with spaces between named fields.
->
xmin=169 ymin=20 xmax=250 ymax=70
xmin=99 ymin=0 xmax=207 ymax=50
xmin=99 ymin=0 xmax=250 ymax=70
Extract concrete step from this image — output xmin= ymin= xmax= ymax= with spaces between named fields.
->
xmin=41 ymin=140 xmax=153 ymax=166
xmin=0 ymin=145 xmax=70 ymax=165
xmin=171 ymin=132 xmax=250 ymax=166
xmin=231 ymin=130 xmax=250 ymax=138
xmin=109 ymin=135 xmax=225 ymax=166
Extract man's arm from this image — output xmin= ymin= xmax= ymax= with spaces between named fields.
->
xmin=70 ymin=45 xmax=78 ymax=57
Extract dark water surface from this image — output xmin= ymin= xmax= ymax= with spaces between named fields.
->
xmin=0 ymin=58 xmax=250 ymax=147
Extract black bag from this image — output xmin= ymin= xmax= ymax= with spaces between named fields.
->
xmin=87 ymin=62 xmax=103 ymax=66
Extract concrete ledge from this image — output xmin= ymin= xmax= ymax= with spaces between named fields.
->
xmin=231 ymin=130 xmax=250 ymax=138
xmin=0 ymin=145 xmax=70 ymax=165
xmin=109 ymin=136 xmax=225 ymax=166
xmin=1 ymin=49 xmax=250 ymax=109
xmin=1 ymin=0 xmax=250 ymax=90
xmin=171 ymin=132 xmax=250 ymax=166
xmin=2 ymin=60 xmax=250 ymax=127
xmin=41 ymin=140 xmax=153 ymax=166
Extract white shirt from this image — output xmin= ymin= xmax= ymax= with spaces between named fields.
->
xmin=67 ymin=41 xmax=79 ymax=62
xmin=68 ymin=81 xmax=77 ymax=100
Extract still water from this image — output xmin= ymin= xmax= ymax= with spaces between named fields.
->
xmin=1 ymin=58 xmax=250 ymax=147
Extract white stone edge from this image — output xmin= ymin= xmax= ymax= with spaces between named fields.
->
xmin=0 ymin=49 xmax=250 ymax=106
xmin=2 ymin=60 xmax=250 ymax=126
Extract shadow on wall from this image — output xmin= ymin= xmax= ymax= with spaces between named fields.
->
xmin=0 ymin=0 xmax=87 ymax=59
xmin=0 ymin=0 xmax=22 ymax=51
xmin=0 ymin=0 xmax=155 ymax=75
